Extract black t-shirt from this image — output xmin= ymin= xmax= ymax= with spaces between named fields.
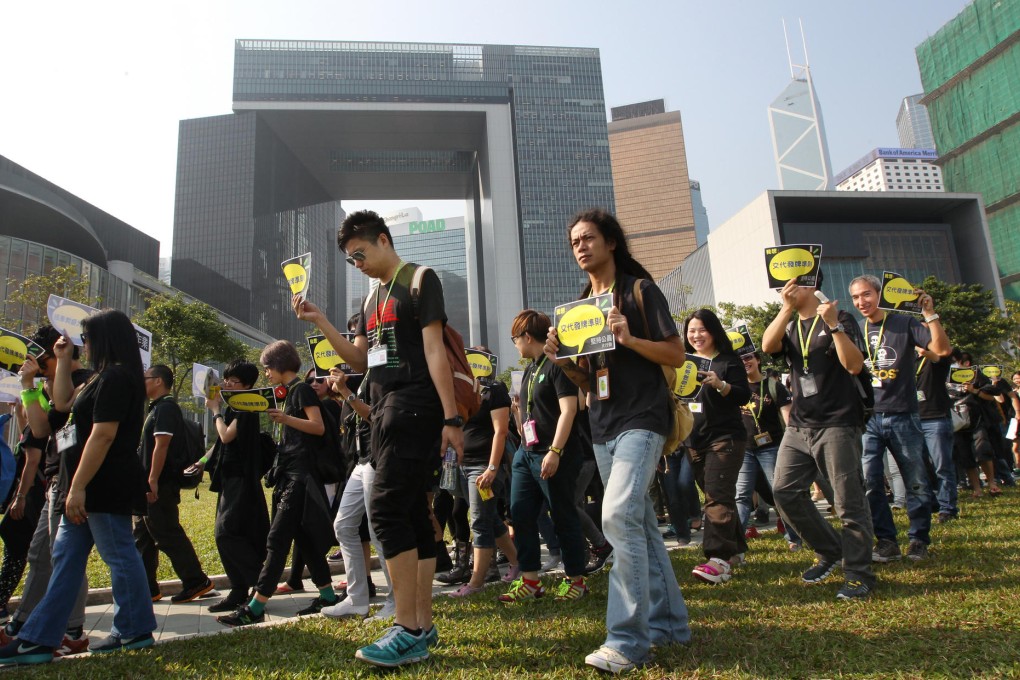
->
xmin=976 ymin=374 xmax=1010 ymax=428
xmin=586 ymin=275 xmax=676 ymax=444
xmin=916 ymin=355 xmax=952 ymax=420
xmin=522 ymin=358 xmax=579 ymax=455
xmin=141 ymin=396 xmax=187 ymax=484
xmin=689 ymin=353 xmax=751 ymax=449
xmin=778 ymin=310 xmax=865 ymax=428
xmin=215 ymin=409 xmax=260 ymax=480
xmin=740 ymin=378 xmax=791 ymax=449
xmin=41 ymin=369 xmax=93 ymax=479
xmin=463 ymin=382 xmax=512 ymax=465
xmin=861 ymin=312 xmax=932 ymax=414
xmin=356 ymin=263 xmax=446 ymax=411
xmin=276 ymin=379 xmax=321 ymax=479
xmin=58 ymin=364 xmax=147 ymax=516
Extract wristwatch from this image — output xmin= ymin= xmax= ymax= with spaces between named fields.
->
xmin=443 ymin=415 xmax=465 ymax=428
xmin=828 ymin=323 xmax=844 ymax=334
xmin=487 ymin=464 xmax=497 ymax=472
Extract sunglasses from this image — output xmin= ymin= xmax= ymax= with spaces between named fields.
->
xmin=345 ymin=249 xmax=367 ymax=266
xmin=79 ymin=332 xmax=89 ymax=344
xmin=305 ymin=377 xmax=325 ymax=385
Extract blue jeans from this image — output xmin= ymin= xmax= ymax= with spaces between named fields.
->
xmin=460 ymin=464 xmax=508 ymax=549
xmin=862 ymin=413 xmax=934 ymax=545
xmin=735 ymin=445 xmax=800 ymax=544
xmin=594 ymin=430 xmax=690 ymax=663
xmin=509 ymin=447 xmax=586 ymax=576
xmin=19 ymin=513 xmax=156 ymax=648
xmin=921 ymin=416 xmax=957 ymax=515
xmin=660 ymin=450 xmax=700 ymax=542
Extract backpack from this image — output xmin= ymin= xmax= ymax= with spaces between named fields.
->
xmin=0 ymin=415 xmax=17 ymax=510
xmin=177 ymin=417 xmax=208 ymax=490
xmin=313 ymin=401 xmax=346 ymax=485
xmin=632 ymin=280 xmax=694 ymax=456
xmin=409 ymin=265 xmax=482 ymax=420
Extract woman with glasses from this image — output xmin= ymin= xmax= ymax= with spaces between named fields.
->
xmin=0 ymin=310 xmax=156 ymax=666
xmin=202 ymin=359 xmax=271 ymax=614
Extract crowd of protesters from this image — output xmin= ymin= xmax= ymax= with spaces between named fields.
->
xmin=0 ymin=207 xmax=1015 ymax=674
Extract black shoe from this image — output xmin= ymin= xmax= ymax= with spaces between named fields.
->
xmin=91 ymin=633 xmax=154 ymax=653
xmin=905 ymin=539 xmax=929 ymax=562
xmin=216 ymin=604 xmax=265 ymax=627
xmin=296 ymin=596 xmax=338 ymax=616
xmin=836 ymin=580 xmax=871 ymax=601
xmin=171 ymin=578 xmax=214 ymax=603
xmin=584 ymin=542 xmax=613 ymax=575
xmin=801 ymin=559 xmax=838 ymax=584
xmin=435 ymin=541 xmax=453 ymax=573
xmin=208 ymin=597 xmax=246 ymax=613
xmin=871 ymin=539 xmax=902 ymax=563
xmin=937 ymin=512 xmax=954 ymax=524
xmin=327 ymin=549 xmax=344 ymax=562
xmin=0 ymin=639 xmax=54 ymax=665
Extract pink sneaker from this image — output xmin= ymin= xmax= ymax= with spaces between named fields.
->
xmin=501 ymin=564 xmax=521 ymax=583
xmin=448 ymin=583 xmax=484 ymax=598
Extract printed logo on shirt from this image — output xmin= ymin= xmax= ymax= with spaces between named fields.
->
xmin=365 ymin=299 xmax=400 ymax=368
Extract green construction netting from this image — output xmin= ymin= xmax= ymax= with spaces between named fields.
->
xmin=988 ymin=202 xmax=1020 ymax=297
xmin=917 ymin=0 xmax=1020 ymax=92
xmin=940 ymin=122 xmax=1020 ymax=205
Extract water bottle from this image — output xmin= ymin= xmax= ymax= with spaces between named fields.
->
xmin=440 ymin=447 xmax=458 ymax=492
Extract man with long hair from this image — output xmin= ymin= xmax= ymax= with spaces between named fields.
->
xmin=545 ymin=208 xmax=690 ymax=674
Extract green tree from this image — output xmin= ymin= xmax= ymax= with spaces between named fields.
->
xmin=918 ymin=275 xmax=1013 ymax=358
xmin=133 ymin=294 xmax=247 ymax=400
xmin=3 ymin=264 xmax=100 ymax=333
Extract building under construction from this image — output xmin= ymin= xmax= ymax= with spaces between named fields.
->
xmin=917 ymin=0 xmax=1020 ymax=300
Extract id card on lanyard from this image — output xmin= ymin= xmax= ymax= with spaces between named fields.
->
xmin=797 ymin=316 xmax=821 ymax=398
xmin=523 ymin=357 xmax=547 ymax=447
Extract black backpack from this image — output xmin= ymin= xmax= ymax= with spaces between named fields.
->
xmin=314 ymin=402 xmax=346 ymax=485
xmin=177 ymin=418 xmax=208 ymax=490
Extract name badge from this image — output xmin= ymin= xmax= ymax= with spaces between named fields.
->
xmin=872 ymin=377 xmax=882 ymax=388
xmin=367 ymin=345 xmax=388 ymax=368
xmin=522 ymin=419 xmax=539 ymax=447
xmin=596 ymin=368 xmax=610 ymax=401
xmin=917 ymin=390 xmax=926 ymax=402
xmin=754 ymin=432 xmax=773 ymax=446
xmin=477 ymin=485 xmax=494 ymax=502
xmin=689 ymin=402 xmax=703 ymax=413
xmin=799 ymin=374 xmax=818 ymax=398
xmin=55 ymin=424 xmax=78 ymax=453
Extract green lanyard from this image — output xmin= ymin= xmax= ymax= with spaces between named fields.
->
xmin=373 ymin=261 xmax=407 ymax=344
xmin=864 ymin=315 xmax=887 ymax=367
xmin=525 ymin=356 xmax=547 ymax=421
xmin=748 ymin=381 xmax=766 ymax=432
xmin=595 ymin=279 xmax=616 ymax=370
xmin=797 ymin=316 xmax=821 ymax=372
xmin=916 ymin=356 xmax=927 ymax=377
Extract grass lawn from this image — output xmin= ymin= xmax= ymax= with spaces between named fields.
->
xmin=19 ymin=487 xmax=1020 ymax=678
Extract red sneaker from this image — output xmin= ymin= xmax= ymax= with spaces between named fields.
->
xmin=54 ymin=634 xmax=90 ymax=657
xmin=776 ymin=517 xmax=786 ymax=535
xmin=744 ymin=525 xmax=760 ymax=539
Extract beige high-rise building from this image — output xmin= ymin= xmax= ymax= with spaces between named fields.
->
xmin=608 ymin=99 xmax=696 ymax=280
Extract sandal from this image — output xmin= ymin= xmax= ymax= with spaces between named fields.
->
xmin=988 ymin=487 xmax=1002 ymax=497
xmin=689 ymin=518 xmax=703 ymax=532
xmin=692 ymin=558 xmax=732 ymax=585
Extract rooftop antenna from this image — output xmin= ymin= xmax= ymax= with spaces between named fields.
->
xmin=782 ymin=19 xmax=795 ymax=78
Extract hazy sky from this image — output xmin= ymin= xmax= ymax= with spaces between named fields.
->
xmin=3 ymin=0 xmax=968 ymax=256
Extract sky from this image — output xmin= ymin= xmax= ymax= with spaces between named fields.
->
xmin=2 ymin=0 xmax=970 ymax=258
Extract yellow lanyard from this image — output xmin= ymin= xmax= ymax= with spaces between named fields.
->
xmin=747 ymin=380 xmax=766 ymax=433
xmin=373 ymin=261 xmax=406 ymax=344
xmin=797 ymin=316 xmax=821 ymax=372
xmin=526 ymin=356 xmax=547 ymax=421
xmin=864 ymin=315 xmax=888 ymax=367
xmin=916 ymin=356 xmax=927 ymax=377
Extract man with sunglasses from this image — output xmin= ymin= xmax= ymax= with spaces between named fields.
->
xmin=1 ymin=327 xmax=92 ymax=655
xmin=294 ymin=209 xmax=462 ymax=668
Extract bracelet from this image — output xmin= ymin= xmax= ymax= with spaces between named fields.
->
xmin=213 ymin=413 xmax=224 ymax=421
xmin=924 ymin=313 xmax=940 ymax=323
xmin=549 ymin=446 xmax=563 ymax=456
xmin=20 ymin=387 xmax=42 ymax=408
xmin=716 ymin=381 xmax=728 ymax=394
xmin=198 ymin=456 xmax=209 ymax=465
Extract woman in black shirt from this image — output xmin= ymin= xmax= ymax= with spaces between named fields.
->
xmin=684 ymin=309 xmax=750 ymax=585
xmin=0 ymin=309 xmax=156 ymax=664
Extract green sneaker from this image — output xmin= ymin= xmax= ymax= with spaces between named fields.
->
xmin=355 ymin=626 xmax=428 ymax=668
xmin=497 ymin=577 xmax=545 ymax=603
xmin=424 ymin=624 xmax=439 ymax=648
xmin=554 ymin=577 xmax=589 ymax=601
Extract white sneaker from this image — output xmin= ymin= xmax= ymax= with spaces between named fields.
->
xmin=367 ymin=599 xmax=396 ymax=622
xmin=541 ymin=553 xmax=562 ymax=572
xmin=585 ymin=645 xmax=639 ymax=674
xmin=322 ymin=599 xmax=369 ymax=619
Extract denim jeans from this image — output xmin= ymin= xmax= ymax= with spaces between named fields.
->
xmin=660 ymin=450 xmax=700 ymax=542
xmin=594 ymin=430 xmax=690 ymax=663
xmin=19 ymin=513 xmax=156 ymax=648
xmin=921 ymin=416 xmax=957 ymax=516
xmin=735 ymin=445 xmax=800 ymax=544
xmin=334 ymin=462 xmax=391 ymax=607
xmin=862 ymin=412 xmax=934 ymax=545
xmin=459 ymin=464 xmax=509 ymax=549
xmin=509 ymin=447 xmax=586 ymax=576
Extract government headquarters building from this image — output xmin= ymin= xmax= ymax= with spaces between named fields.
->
xmin=172 ymin=40 xmax=615 ymax=358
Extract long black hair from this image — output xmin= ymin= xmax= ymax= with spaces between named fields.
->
xmin=82 ymin=309 xmax=144 ymax=376
xmin=682 ymin=309 xmax=735 ymax=356
xmin=567 ymin=208 xmax=652 ymax=296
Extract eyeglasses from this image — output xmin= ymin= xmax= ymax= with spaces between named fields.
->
xmin=510 ymin=333 xmax=525 ymax=343
xmin=144 ymin=375 xmax=159 ymax=381
xmin=344 ymin=249 xmax=367 ymax=266
xmin=79 ymin=333 xmax=88 ymax=344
